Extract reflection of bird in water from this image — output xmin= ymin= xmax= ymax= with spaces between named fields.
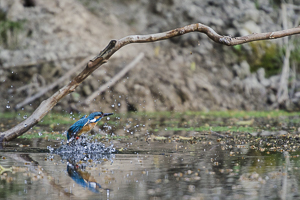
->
xmin=67 ymin=112 xmax=113 ymax=143
xmin=67 ymin=161 xmax=102 ymax=193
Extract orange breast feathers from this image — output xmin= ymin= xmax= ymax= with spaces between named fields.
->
xmin=77 ymin=122 xmax=97 ymax=136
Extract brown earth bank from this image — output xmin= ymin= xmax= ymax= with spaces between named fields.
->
xmin=1 ymin=0 xmax=300 ymax=114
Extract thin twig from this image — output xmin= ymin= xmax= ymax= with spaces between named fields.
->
xmin=84 ymin=53 xmax=144 ymax=104
xmin=15 ymin=56 xmax=91 ymax=109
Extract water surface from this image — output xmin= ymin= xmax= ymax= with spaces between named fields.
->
xmin=1 ymin=112 xmax=300 ymax=199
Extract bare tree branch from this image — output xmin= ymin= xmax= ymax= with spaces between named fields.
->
xmin=84 ymin=52 xmax=144 ymax=104
xmin=277 ymin=3 xmax=291 ymax=104
xmin=1 ymin=23 xmax=300 ymax=143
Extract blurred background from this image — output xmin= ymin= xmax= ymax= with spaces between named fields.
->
xmin=1 ymin=0 xmax=300 ymax=114
xmin=2 ymin=1 xmax=300 ymax=199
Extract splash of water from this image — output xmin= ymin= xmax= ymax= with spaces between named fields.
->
xmin=47 ymin=136 xmax=115 ymax=165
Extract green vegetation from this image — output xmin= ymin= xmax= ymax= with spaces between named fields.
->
xmin=19 ymin=131 xmax=65 ymax=140
xmin=290 ymin=37 xmax=300 ymax=66
xmin=123 ymin=110 xmax=300 ymax=119
xmin=0 ymin=10 xmax=25 ymax=49
xmin=233 ymin=38 xmax=300 ymax=78
xmin=1 ymin=110 xmax=299 ymax=124
xmin=192 ymin=110 xmax=299 ymax=118
xmin=18 ymin=131 xmax=128 ymax=140
xmin=248 ymin=41 xmax=282 ymax=77
xmin=133 ymin=110 xmax=300 ymax=119
xmin=163 ymin=125 xmax=256 ymax=133
xmin=1 ymin=110 xmax=300 ymax=141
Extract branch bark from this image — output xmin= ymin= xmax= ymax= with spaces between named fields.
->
xmin=1 ymin=23 xmax=300 ymax=143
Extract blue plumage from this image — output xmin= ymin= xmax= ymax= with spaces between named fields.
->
xmin=67 ymin=118 xmax=88 ymax=140
xmin=67 ymin=111 xmax=113 ymax=142
xmin=67 ymin=162 xmax=102 ymax=193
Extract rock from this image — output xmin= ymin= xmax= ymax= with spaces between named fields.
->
xmin=225 ymin=28 xmax=237 ymax=37
xmin=242 ymin=74 xmax=265 ymax=97
xmin=71 ymin=92 xmax=80 ymax=102
xmin=239 ymin=9 xmax=261 ymax=23
xmin=240 ymin=61 xmax=251 ymax=76
xmin=0 ymin=50 xmax=11 ymax=64
xmin=260 ymin=79 xmax=270 ymax=87
xmin=6 ymin=0 xmax=24 ymax=21
xmin=249 ymin=132 xmax=258 ymax=137
xmin=0 ymin=69 xmax=7 ymax=82
xmin=267 ymin=93 xmax=276 ymax=104
xmin=233 ymin=61 xmax=250 ymax=79
xmin=219 ymin=79 xmax=229 ymax=88
xmin=256 ymin=68 xmax=265 ymax=82
xmin=259 ymin=5 xmax=273 ymax=13
xmin=284 ymin=100 xmax=295 ymax=111
xmin=294 ymin=92 xmax=300 ymax=98
xmin=257 ymin=68 xmax=270 ymax=87
xmin=239 ymin=21 xmax=261 ymax=36
xmin=143 ymin=88 xmax=155 ymax=112
xmin=186 ymin=78 xmax=197 ymax=92
xmin=114 ymin=83 xmax=128 ymax=94
xmin=269 ymin=75 xmax=280 ymax=90
xmin=260 ymin=130 xmax=288 ymax=137
xmin=89 ymin=79 xmax=100 ymax=90
xmin=210 ymin=18 xmax=224 ymax=26
xmin=82 ymin=85 xmax=92 ymax=96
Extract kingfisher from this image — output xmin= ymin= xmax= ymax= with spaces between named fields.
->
xmin=67 ymin=111 xmax=113 ymax=143
xmin=67 ymin=160 xmax=102 ymax=193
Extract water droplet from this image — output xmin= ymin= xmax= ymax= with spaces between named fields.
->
xmin=38 ymin=132 xmax=43 ymax=136
xmin=118 ymin=103 xmax=121 ymax=107
xmin=111 ymin=105 xmax=115 ymax=108
xmin=24 ymin=124 xmax=27 ymax=127
xmin=6 ymin=105 xmax=10 ymax=109
xmin=23 ymin=115 xmax=27 ymax=119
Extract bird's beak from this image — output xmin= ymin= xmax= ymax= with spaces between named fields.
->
xmin=103 ymin=113 xmax=113 ymax=117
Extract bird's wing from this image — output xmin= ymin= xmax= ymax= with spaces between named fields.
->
xmin=80 ymin=115 xmax=87 ymax=119
xmin=67 ymin=118 xmax=89 ymax=139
